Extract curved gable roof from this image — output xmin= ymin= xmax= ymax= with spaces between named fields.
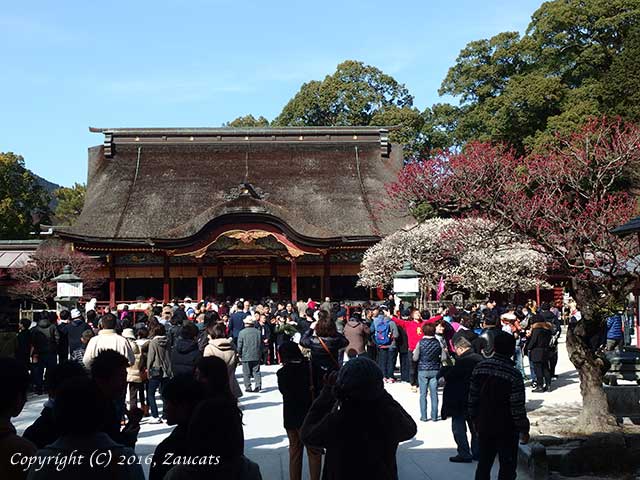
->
xmin=59 ymin=127 xmax=413 ymax=246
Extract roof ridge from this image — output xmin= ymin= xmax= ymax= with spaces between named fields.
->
xmin=90 ymin=126 xmax=397 ymax=135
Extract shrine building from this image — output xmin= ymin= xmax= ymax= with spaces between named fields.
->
xmin=54 ymin=127 xmax=409 ymax=304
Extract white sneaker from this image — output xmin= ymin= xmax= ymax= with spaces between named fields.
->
xmin=149 ymin=417 xmax=163 ymax=424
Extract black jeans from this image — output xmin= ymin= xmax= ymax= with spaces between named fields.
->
xmin=410 ymin=359 xmax=419 ymax=386
xmin=533 ymin=360 xmax=551 ymax=390
xmin=261 ymin=342 xmax=270 ymax=365
xmin=147 ymin=377 xmax=167 ymax=418
xmin=549 ymin=350 xmax=558 ymax=377
xmin=366 ymin=344 xmax=377 ymax=363
xmin=128 ymin=382 xmax=145 ymax=409
xmin=475 ymin=432 xmax=519 ymax=480
xmin=32 ymin=352 xmax=56 ymax=393
xmin=399 ymin=351 xmax=411 ymax=382
xmin=452 ymin=415 xmax=478 ymax=460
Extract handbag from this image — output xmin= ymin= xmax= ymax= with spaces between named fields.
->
xmin=149 ymin=366 xmax=163 ymax=378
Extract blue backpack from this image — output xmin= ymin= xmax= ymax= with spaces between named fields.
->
xmin=374 ymin=319 xmax=393 ymax=346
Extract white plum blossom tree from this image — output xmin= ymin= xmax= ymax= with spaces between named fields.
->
xmin=358 ymin=218 xmax=548 ymax=297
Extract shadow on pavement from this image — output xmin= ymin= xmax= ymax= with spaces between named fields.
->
xmin=245 ymin=434 xmax=288 ymax=449
xmin=137 ymin=426 xmax=174 ymax=439
xmin=242 ymin=401 xmax=282 ymax=411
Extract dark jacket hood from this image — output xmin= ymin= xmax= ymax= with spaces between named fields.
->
xmin=175 ymin=337 xmax=198 ymax=354
xmin=37 ymin=318 xmax=52 ymax=328
xmin=71 ymin=319 xmax=86 ymax=327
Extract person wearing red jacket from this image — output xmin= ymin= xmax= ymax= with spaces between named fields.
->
xmin=394 ymin=309 xmax=427 ymax=392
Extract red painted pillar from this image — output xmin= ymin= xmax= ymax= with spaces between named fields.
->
xmin=197 ymin=261 xmax=204 ymax=302
xmin=109 ymin=254 xmax=116 ymax=307
xmin=536 ymin=281 xmax=541 ymax=307
xmin=290 ymin=257 xmax=298 ymax=302
xmin=163 ymin=255 xmax=170 ymax=304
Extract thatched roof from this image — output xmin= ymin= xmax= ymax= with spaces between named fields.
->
xmin=58 ymin=127 xmax=412 ymax=248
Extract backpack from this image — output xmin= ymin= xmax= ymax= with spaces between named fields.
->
xmin=374 ymin=319 xmax=393 ymax=346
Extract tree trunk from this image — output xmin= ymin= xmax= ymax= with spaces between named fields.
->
xmin=565 ymin=319 xmax=619 ymax=433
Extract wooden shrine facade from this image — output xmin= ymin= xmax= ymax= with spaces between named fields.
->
xmin=75 ymin=233 xmax=370 ymax=304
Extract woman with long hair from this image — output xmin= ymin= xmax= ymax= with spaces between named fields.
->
xmin=203 ymin=322 xmax=242 ymax=399
xmin=300 ymin=310 xmax=348 ymax=396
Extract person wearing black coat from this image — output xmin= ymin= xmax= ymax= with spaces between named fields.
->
xmin=277 ymin=342 xmax=322 ymax=480
xmin=299 ymin=310 xmax=349 ymax=395
xmin=56 ymin=310 xmax=70 ymax=364
xmin=526 ymin=315 xmax=553 ymax=392
xmin=301 ymin=356 xmax=417 ymax=480
xmin=170 ymin=323 xmax=202 ymax=376
xmin=66 ymin=312 xmax=92 ymax=358
xmin=438 ymin=336 xmax=483 ymax=463
xmin=30 ymin=314 xmax=60 ymax=394
xmin=395 ymin=315 xmax=411 ymax=382
xmin=16 ymin=318 xmax=32 ymax=370
xmin=166 ymin=309 xmax=187 ymax=351
xmin=229 ymin=301 xmax=251 ymax=343
xmin=477 ymin=312 xmax=500 ymax=357
xmin=257 ymin=314 xmax=272 ymax=365
xmin=539 ymin=304 xmax=561 ymax=377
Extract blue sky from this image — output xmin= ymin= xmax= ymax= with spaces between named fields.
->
xmin=0 ymin=0 xmax=543 ymax=186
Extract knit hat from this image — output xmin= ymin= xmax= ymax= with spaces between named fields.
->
xmin=243 ymin=316 xmax=255 ymax=325
xmin=70 ymin=308 xmax=82 ymax=320
xmin=335 ymin=357 xmax=384 ymax=402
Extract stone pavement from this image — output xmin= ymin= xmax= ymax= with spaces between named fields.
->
xmin=14 ymin=334 xmax=582 ymax=479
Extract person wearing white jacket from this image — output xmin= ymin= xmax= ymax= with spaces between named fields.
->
xmin=83 ymin=313 xmax=135 ymax=369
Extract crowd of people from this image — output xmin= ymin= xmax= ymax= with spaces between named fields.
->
xmin=0 ymin=293 xmax=589 ymax=480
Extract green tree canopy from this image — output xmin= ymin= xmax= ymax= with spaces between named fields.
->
xmin=224 ymin=114 xmax=270 ymax=128
xmin=273 ymin=60 xmax=425 ymax=156
xmin=53 ymin=183 xmax=86 ymax=226
xmin=601 ymin=26 xmax=640 ymax=122
xmin=0 ymin=152 xmax=50 ymax=239
xmin=436 ymin=0 xmax=640 ymax=153
xmin=274 ymin=60 xmax=414 ymax=126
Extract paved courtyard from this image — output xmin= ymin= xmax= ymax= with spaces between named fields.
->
xmin=14 ymin=335 xmax=583 ymax=479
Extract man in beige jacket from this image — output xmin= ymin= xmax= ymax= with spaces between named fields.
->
xmin=83 ymin=313 xmax=135 ymax=368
